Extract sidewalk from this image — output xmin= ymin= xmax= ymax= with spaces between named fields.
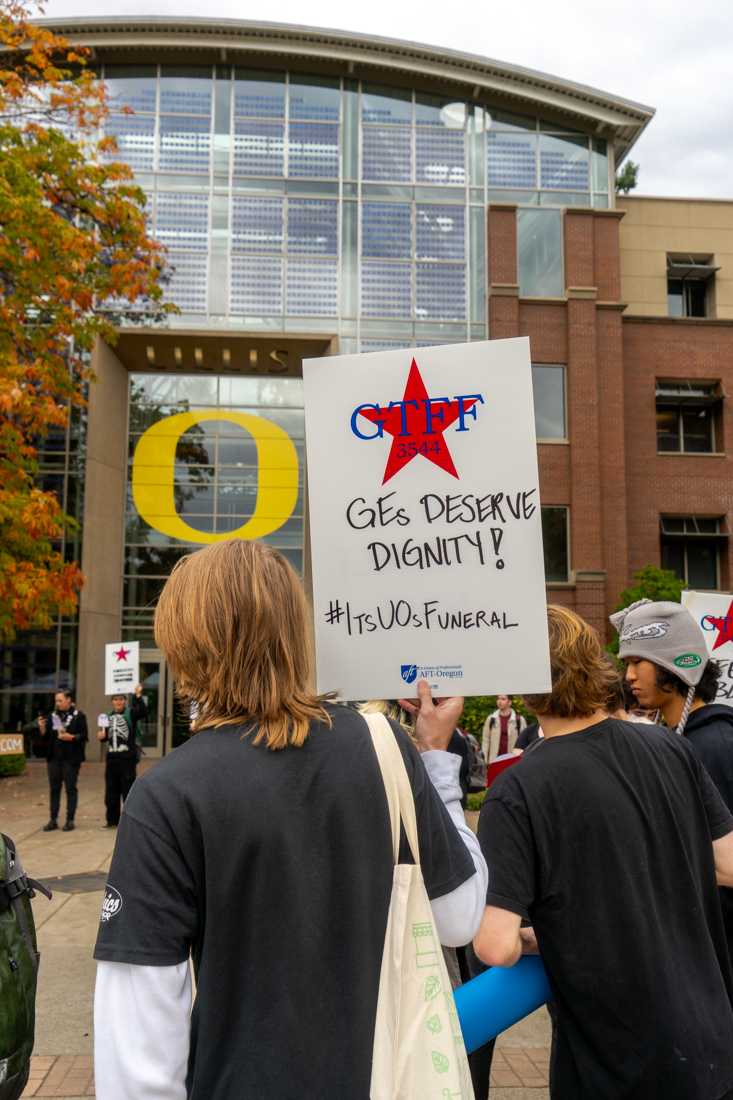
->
xmin=1 ymin=760 xmax=550 ymax=1100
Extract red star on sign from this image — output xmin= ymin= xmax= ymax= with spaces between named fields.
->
xmin=357 ymin=359 xmax=478 ymax=485
xmin=114 ymin=646 xmax=131 ymax=662
xmin=708 ymin=599 xmax=733 ymax=651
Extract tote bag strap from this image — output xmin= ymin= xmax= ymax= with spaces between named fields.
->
xmin=363 ymin=712 xmax=421 ymax=867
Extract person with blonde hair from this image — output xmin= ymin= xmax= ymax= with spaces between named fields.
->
xmin=93 ymin=539 xmax=486 ymax=1100
xmin=475 ymin=604 xmax=733 ymax=1100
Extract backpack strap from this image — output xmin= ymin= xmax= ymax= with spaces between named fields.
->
xmin=0 ymin=834 xmax=52 ymax=912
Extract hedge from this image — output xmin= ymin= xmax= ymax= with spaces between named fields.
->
xmin=0 ymin=754 xmax=26 ymax=778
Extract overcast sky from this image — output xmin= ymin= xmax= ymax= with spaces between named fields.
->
xmin=38 ymin=0 xmax=733 ymax=199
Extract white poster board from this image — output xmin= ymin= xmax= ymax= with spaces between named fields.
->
xmin=104 ymin=641 xmax=140 ymax=697
xmin=303 ymin=338 xmax=551 ymax=700
xmin=681 ymin=591 xmax=733 ymax=707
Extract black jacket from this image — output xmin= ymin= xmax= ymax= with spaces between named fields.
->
xmin=44 ymin=707 xmax=88 ymax=765
xmin=685 ymin=704 xmax=733 ymax=961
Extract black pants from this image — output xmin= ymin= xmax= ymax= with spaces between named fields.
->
xmin=48 ymin=758 xmax=81 ymax=823
xmin=105 ymin=755 xmax=137 ymax=825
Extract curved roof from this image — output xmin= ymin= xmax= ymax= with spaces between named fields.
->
xmin=41 ymin=17 xmax=654 ymax=158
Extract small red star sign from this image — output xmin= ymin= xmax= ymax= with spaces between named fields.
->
xmin=114 ymin=646 xmax=131 ymax=662
xmin=357 ymin=359 xmax=479 ymax=485
xmin=708 ymin=599 xmax=733 ymax=651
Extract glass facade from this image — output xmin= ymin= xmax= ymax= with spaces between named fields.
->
xmin=1 ymin=58 xmax=611 ymax=726
xmin=125 ymin=373 xmax=304 ymax=640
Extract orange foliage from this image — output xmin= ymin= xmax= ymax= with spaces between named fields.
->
xmin=0 ymin=1 xmax=173 ymax=641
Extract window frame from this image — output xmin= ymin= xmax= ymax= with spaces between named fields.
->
xmin=532 ymin=363 xmax=567 ymax=442
xmin=655 ymin=379 xmax=722 ymax=455
xmin=659 ymin=515 xmax=727 ymax=590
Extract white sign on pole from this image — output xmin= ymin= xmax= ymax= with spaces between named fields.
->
xmin=104 ymin=641 xmax=140 ymax=697
xmin=681 ymin=591 xmax=733 ymax=708
xmin=303 ymin=338 xmax=551 ymax=700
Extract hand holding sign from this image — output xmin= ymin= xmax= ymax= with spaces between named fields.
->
xmin=398 ymin=681 xmax=463 ymax=752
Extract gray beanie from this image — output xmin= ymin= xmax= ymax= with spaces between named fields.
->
xmin=609 ymin=599 xmax=708 ymax=687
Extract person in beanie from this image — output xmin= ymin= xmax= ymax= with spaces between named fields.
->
xmin=475 ymin=604 xmax=733 ymax=1100
xmin=612 ymin=597 xmax=733 ymax=960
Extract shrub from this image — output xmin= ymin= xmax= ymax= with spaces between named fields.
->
xmin=0 ymin=754 xmax=26 ymax=778
xmin=466 ymin=790 xmax=487 ymax=812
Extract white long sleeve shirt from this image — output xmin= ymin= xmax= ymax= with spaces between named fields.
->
xmin=94 ymin=748 xmax=487 ymax=1100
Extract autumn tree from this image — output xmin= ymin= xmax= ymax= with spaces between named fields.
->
xmin=0 ymin=0 xmax=170 ymax=640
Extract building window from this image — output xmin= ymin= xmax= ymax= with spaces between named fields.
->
xmin=518 ymin=208 xmax=563 ymax=297
xmin=532 ymin=365 xmax=566 ymax=439
xmin=660 ymin=516 xmax=726 ymax=589
xmin=667 ymin=255 xmax=717 ymax=318
xmin=656 ymin=380 xmax=720 ymax=453
xmin=542 ymin=506 xmax=569 ymax=582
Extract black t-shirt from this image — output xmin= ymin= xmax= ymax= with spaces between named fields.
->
xmin=94 ymin=704 xmax=475 ymax=1100
xmin=478 ymin=718 xmax=733 ymax=1100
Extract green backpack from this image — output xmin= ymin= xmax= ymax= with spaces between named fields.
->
xmin=0 ymin=834 xmax=51 ymax=1100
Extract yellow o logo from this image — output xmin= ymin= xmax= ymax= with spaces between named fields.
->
xmin=131 ymin=410 xmax=299 ymax=544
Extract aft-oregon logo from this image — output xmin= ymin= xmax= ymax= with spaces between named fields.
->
xmin=674 ymin=653 xmax=702 ymax=669
xmin=100 ymin=885 xmax=123 ymax=923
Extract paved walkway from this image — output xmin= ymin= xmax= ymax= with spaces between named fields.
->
xmin=1 ymin=760 xmax=550 ymax=1099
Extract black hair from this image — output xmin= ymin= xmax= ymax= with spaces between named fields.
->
xmin=654 ymin=660 xmax=720 ymax=704
xmin=55 ymin=688 xmax=73 ymax=700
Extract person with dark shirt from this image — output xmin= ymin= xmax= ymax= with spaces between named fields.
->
xmin=614 ymin=598 xmax=733 ymax=965
xmin=515 ymin=720 xmax=541 ymax=750
xmin=475 ymin=604 xmax=733 ymax=1100
xmin=38 ymin=690 xmax=88 ymax=833
xmin=97 ymin=685 xmax=148 ymax=828
xmin=93 ymin=539 xmax=487 ymax=1100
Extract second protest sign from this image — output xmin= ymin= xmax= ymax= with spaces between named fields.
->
xmin=303 ymin=338 xmax=551 ymax=700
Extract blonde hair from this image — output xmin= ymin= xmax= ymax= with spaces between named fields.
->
xmin=154 ymin=540 xmax=330 ymax=749
xmin=523 ymin=605 xmax=618 ymax=718
xmin=359 ymin=699 xmax=416 ymax=742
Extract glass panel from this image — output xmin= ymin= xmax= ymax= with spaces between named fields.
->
xmin=487 ymin=131 xmax=537 ymax=189
xmin=104 ymin=65 xmax=157 ymax=113
xmin=518 ymin=208 xmax=563 ymax=297
xmin=231 ymin=196 xmax=283 ymax=252
xmin=416 ymin=205 xmax=465 ymax=261
xmin=660 ymin=539 xmax=685 ymax=581
xmin=539 ymin=192 xmax=591 ymax=207
xmin=218 ymin=375 xmax=303 ymax=407
xmin=287 ymin=198 xmax=338 ymax=255
xmin=593 ymin=193 xmax=610 ymax=209
xmin=159 ymin=67 xmax=212 ymax=115
xmin=343 ymin=83 xmax=359 ymax=180
xmin=469 ymin=206 xmax=486 ymax=325
xmin=289 ymin=77 xmax=340 ymax=121
xmin=362 ymin=127 xmax=412 ymax=182
xmin=361 ymin=261 xmax=412 ymax=318
xmin=593 ymin=138 xmax=609 ymax=192
xmin=155 ymin=192 xmax=209 ymax=250
xmin=362 ymin=202 xmax=412 ymax=259
xmin=490 ymin=110 xmax=536 ymax=132
xmin=288 ymin=123 xmax=339 ymax=178
xmin=361 ymin=85 xmax=412 ymax=124
xmin=667 ymin=278 xmax=684 ymax=317
xmin=230 ymin=255 xmax=283 ymax=314
xmin=285 ymin=259 xmax=338 ymax=316
xmin=656 ymin=407 xmax=680 ymax=452
xmin=163 ymin=252 xmax=208 ymax=312
xmin=105 ymin=114 xmax=155 ymax=173
xmin=233 ymin=119 xmax=285 ymax=177
xmin=686 ymin=281 xmax=707 ymax=318
xmin=159 ymin=116 xmax=211 ymax=172
xmin=416 ymin=264 xmax=466 ymax=321
xmin=541 ymin=506 xmax=568 ymax=582
xmin=532 ymin=365 xmax=565 ymax=439
xmin=696 ymin=518 xmax=720 ymax=533
xmin=233 ymin=70 xmax=285 ymax=117
xmin=487 ymin=190 xmax=538 ymax=205
xmin=539 ymin=134 xmax=590 ymax=191
xmin=687 ymin=541 xmax=718 ymax=589
xmin=416 ymin=128 xmax=466 ymax=185
xmin=681 ymin=407 xmax=714 ymax=453
xmin=341 ymin=200 xmax=358 ymax=317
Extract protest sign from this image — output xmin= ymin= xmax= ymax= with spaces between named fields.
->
xmin=303 ymin=338 xmax=551 ymax=700
xmin=681 ymin=591 xmax=733 ymax=707
xmin=104 ymin=641 xmax=139 ymax=697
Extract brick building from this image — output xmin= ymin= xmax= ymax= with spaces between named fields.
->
xmin=3 ymin=18 xmax=731 ymax=750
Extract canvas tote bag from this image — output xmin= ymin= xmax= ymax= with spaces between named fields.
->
xmin=365 ymin=712 xmax=474 ymax=1100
